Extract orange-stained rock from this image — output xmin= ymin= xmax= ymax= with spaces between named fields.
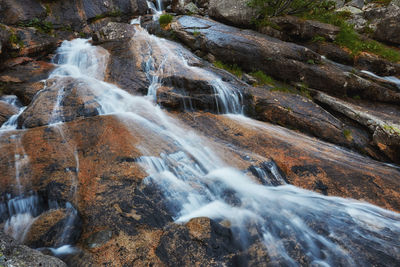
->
xmin=177 ymin=112 xmax=400 ymax=212
xmin=0 ymin=100 xmax=18 ymax=126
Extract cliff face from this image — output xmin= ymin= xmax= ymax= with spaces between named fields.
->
xmin=0 ymin=1 xmax=400 ymax=266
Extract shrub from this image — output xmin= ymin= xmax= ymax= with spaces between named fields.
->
xmin=159 ymin=14 xmax=173 ymax=28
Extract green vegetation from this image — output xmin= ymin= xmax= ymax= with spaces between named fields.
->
xmin=44 ymin=4 xmax=51 ymax=15
xmin=159 ymin=14 xmax=174 ymax=28
xmin=250 ymin=70 xmax=275 ymax=86
xmin=270 ymin=83 xmax=312 ymax=99
xmin=343 ymin=129 xmax=353 ymax=141
xmin=8 ymin=33 xmax=24 ymax=48
xmin=312 ymin=35 xmax=326 ymax=43
xmin=193 ymin=29 xmax=200 ymax=36
xmin=249 ymin=0 xmax=400 ymax=62
xmin=91 ymin=9 xmax=122 ymax=22
xmin=213 ymin=61 xmax=243 ymax=78
xmin=18 ymin=18 xmax=53 ymax=33
xmin=383 ymin=124 xmax=400 ymax=135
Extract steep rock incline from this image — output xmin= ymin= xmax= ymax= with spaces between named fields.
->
xmin=170 ymin=16 xmax=400 ymax=105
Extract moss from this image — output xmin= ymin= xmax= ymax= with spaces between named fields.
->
xmin=192 ymin=29 xmax=200 ymax=37
xmin=383 ymin=124 xmax=400 ymax=135
xmin=9 ymin=33 xmax=24 ymax=48
xmin=213 ymin=61 xmax=243 ymax=78
xmin=44 ymin=4 xmax=51 ymax=16
xmin=302 ymin=10 xmax=400 ymax=62
xmin=18 ymin=18 xmax=53 ymax=33
xmin=159 ymin=14 xmax=173 ymax=28
xmin=312 ymin=35 xmax=326 ymax=43
xmin=249 ymin=70 xmax=275 ymax=86
xmin=270 ymin=83 xmax=312 ymax=99
xmin=91 ymin=9 xmax=122 ymax=23
xmin=343 ymin=129 xmax=353 ymax=141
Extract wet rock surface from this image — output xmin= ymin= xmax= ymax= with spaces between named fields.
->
xmin=1 ymin=1 xmax=400 ymax=266
xmin=171 ymin=16 xmax=400 ymax=105
xmin=0 ymin=100 xmax=18 ymax=126
xmin=0 ymin=230 xmax=67 ymax=267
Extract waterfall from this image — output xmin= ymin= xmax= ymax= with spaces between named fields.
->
xmin=27 ymin=36 xmax=399 ymax=265
xmin=1 ymin=20 xmax=400 ymax=266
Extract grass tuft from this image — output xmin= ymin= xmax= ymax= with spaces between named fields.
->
xmin=159 ymin=14 xmax=174 ymax=28
xmin=213 ymin=61 xmax=243 ymax=78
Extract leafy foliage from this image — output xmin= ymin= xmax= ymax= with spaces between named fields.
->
xmin=159 ymin=14 xmax=174 ymax=28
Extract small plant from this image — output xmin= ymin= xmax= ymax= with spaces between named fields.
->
xmin=307 ymin=59 xmax=315 ymax=65
xmin=18 ymin=18 xmax=53 ymax=33
xmin=9 ymin=33 xmax=24 ymax=48
xmin=383 ymin=124 xmax=400 ymax=135
xmin=213 ymin=61 xmax=243 ymax=78
xmin=192 ymin=29 xmax=200 ymax=37
xmin=352 ymin=95 xmax=361 ymax=100
xmin=159 ymin=14 xmax=173 ymax=28
xmin=343 ymin=129 xmax=353 ymax=141
xmin=249 ymin=70 xmax=275 ymax=86
xmin=312 ymin=35 xmax=326 ymax=43
xmin=91 ymin=9 xmax=122 ymax=22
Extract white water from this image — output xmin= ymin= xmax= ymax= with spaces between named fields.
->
xmin=1 ymin=28 xmax=400 ymax=265
xmin=361 ymin=70 xmax=400 ymax=90
xmin=147 ymin=0 xmax=163 ymax=18
xmin=32 ymin=34 xmax=400 ymax=265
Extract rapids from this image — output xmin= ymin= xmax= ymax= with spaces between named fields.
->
xmin=0 ymin=23 xmax=400 ymax=266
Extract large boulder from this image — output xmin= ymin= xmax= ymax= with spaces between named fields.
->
xmin=178 ymin=111 xmax=400 ymax=211
xmin=314 ymin=92 xmax=400 ymax=164
xmin=374 ymin=16 xmax=400 ymax=45
xmin=171 ymin=16 xmax=400 ymax=105
xmin=0 ymin=230 xmax=66 ymax=267
xmin=0 ymin=60 xmax=54 ymax=105
xmin=208 ymin=0 xmax=258 ymax=27
xmin=17 ymin=77 xmax=101 ymax=129
xmin=0 ymin=100 xmax=18 ymax=126
xmin=0 ymin=0 xmax=46 ymax=25
xmin=260 ymin=15 xmax=340 ymax=42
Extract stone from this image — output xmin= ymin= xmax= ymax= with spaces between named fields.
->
xmin=0 ymin=0 xmax=46 ymax=25
xmin=314 ymin=91 xmax=400 ymax=163
xmin=92 ymin=22 xmax=136 ymax=44
xmin=171 ymin=16 xmax=400 ymax=105
xmin=24 ymin=208 xmax=82 ymax=248
xmin=0 ymin=230 xmax=66 ymax=267
xmin=208 ymin=0 xmax=258 ymax=27
xmin=17 ymin=77 xmax=101 ymax=129
xmin=0 ymin=100 xmax=18 ymax=126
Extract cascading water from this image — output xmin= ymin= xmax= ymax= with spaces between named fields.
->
xmin=361 ymin=70 xmax=400 ymax=90
xmin=1 ymin=21 xmax=400 ymax=266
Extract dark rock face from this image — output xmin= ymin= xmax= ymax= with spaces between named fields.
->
xmin=246 ymin=87 xmax=381 ymax=159
xmin=0 ymin=100 xmax=18 ymax=126
xmin=0 ymin=0 xmax=46 ymax=25
xmin=0 ymin=230 xmax=67 ymax=267
xmin=17 ymin=77 xmax=101 ymax=129
xmin=92 ymin=22 xmax=136 ymax=44
xmin=0 ymin=60 xmax=54 ymax=105
xmin=260 ymin=15 xmax=340 ymax=42
xmin=156 ymin=217 xmax=240 ymax=266
xmin=374 ymin=14 xmax=400 ymax=45
xmin=208 ymin=0 xmax=258 ymax=27
xmin=25 ymin=207 xmax=82 ymax=248
xmin=171 ymin=16 xmax=400 ymax=105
